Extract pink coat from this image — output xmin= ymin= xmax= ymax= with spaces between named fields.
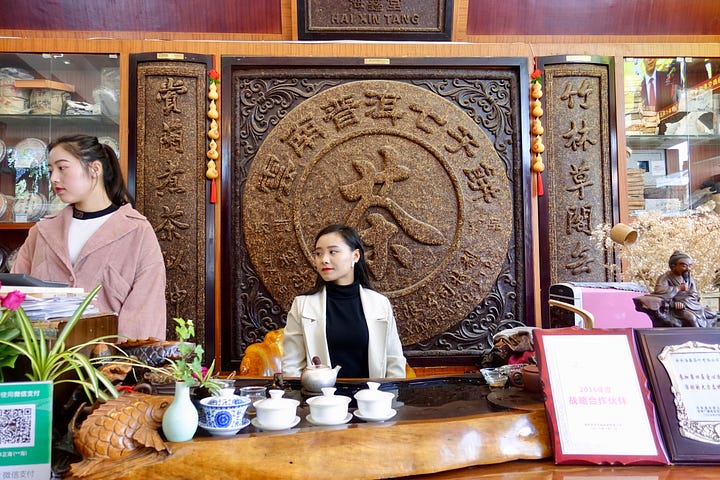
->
xmin=12 ymin=204 xmax=167 ymax=340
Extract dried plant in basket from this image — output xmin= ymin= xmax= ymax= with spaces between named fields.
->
xmin=592 ymin=207 xmax=720 ymax=294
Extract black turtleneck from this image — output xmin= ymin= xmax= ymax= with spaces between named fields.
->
xmin=72 ymin=203 xmax=119 ymax=220
xmin=325 ymin=281 xmax=369 ymax=379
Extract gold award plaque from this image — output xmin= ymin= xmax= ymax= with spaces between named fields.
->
xmin=243 ymin=80 xmax=512 ymax=344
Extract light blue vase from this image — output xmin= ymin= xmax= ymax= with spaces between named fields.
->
xmin=162 ymin=381 xmax=199 ymax=442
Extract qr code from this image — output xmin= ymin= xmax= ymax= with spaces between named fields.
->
xmin=0 ymin=405 xmax=35 ymax=448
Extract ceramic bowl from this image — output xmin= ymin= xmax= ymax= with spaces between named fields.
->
xmin=254 ymin=389 xmax=300 ymax=429
xmin=306 ymin=387 xmax=351 ymax=425
xmin=354 ymin=382 xmax=394 ymax=418
xmin=199 ymin=394 xmax=250 ymax=434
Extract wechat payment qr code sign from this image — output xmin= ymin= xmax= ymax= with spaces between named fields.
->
xmin=0 ymin=381 xmax=52 ymax=478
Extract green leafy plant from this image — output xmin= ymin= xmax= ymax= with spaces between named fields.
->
xmin=118 ymin=317 xmax=224 ymax=395
xmin=0 ymin=283 xmax=118 ymax=402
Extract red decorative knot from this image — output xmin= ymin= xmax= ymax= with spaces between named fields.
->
xmin=530 ymin=68 xmax=543 ymax=84
xmin=208 ymin=69 xmax=220 ymax=84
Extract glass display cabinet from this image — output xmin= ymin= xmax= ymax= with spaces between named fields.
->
xmin=624 ymin=57 xmax=720 ymax=216
xmin=0 ymin=52 xmax=119 ymax=272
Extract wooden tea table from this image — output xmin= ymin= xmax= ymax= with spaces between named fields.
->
xmin=99 ymin=376 xmax=720 ymax=479
xmin=106 ymin=375 xmax=551 ymax=479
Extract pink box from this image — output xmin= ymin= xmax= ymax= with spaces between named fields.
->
xmin=549 ymin=283 xmax=652 ymax=329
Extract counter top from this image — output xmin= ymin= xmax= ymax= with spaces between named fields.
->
xmin=69 ymin=376 xmax=719 ymax=479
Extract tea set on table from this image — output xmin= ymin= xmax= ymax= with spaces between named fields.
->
xmin=197 ymin=361 xmax=398 ymax=437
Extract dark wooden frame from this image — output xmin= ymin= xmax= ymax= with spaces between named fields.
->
xmin=533 ymin=327 xmax=668 ymax=465
xmin=220 ymin=56 xmax=534 ymax=371
xmin=536 ymin=55 xmax=620 ymax=328
xmin=128 ymin=52 xmax=216 ymax=361
xmin=636 ymin=327 xmax=720 ymax=464
xmin=297 ymin=0 xmax=453 ymax=41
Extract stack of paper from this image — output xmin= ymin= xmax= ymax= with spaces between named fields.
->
xmin=20 ymin=295 xmax=99 ymax=321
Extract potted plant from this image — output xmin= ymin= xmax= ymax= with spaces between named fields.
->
xmin=0 ymin=282 xmax=119 ymax=477
xmin=0 ymin=283 xmax=118 ymax=401
xmin=114 ymin=317 xmax=224 ymax=442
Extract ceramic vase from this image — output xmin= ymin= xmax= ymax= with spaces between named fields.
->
xmin=162 ymin=381 xmax=198 ymax=442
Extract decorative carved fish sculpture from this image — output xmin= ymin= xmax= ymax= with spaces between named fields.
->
xmin=70 ymin=392 xmax=172 ymax=480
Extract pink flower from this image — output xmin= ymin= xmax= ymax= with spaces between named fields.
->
xmin=192 ymin=366 xmax=209 ymax=381
xmin=1 ymin=290 xmax=26 ymax=310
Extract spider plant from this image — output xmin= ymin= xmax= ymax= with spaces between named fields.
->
xmin=0 ymin=284 xmax=119 ymax=403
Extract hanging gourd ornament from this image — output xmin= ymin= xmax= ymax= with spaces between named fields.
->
xmin=531 ymin=99 xmax=543 ymax=118
xmin=531 ymin=136 xmax=545 ymax=154
xmin=530 ymin=82 xmax=543 ymax=100
xmin=208 ymin=82 xmax=219 ymax=101
xmin=207 ymin=139 xmax=219 ymax=161
xmin=531 ymin=118 xmax=544 ymax=136
xmin=206 ymin=159 xmax=219 ymax=180
xmin=208 ymin=99 xmax=219 ymax=120
xmin=208 ymin=119 xmax=220 ymax=140
xmin=530 ymin=67 xmax=545 ymax=196
xmin=206 ymin=67 xmax=221 ymax=203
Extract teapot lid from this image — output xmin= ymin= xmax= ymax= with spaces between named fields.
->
xmin=353 ymin=381 xmax=394 ymax=401
xmin=254 ymin=389 xmax=300 ymax=409
xmin=307 ymin=387 xmax=351 ymax=407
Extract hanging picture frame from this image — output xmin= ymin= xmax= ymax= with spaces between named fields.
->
xmin=635 ymin=327 xmax=720 ymax=464
xmin=533 ymin=327 xmax=668 ymax=465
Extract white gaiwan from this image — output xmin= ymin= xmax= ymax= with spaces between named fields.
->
xmin=253 ymin=389 xmax=299 ymax=429
xmin=306 ymin=387 xmax=351 ymax=425
xmin=354 ymin=381 xmax=394 ymax=418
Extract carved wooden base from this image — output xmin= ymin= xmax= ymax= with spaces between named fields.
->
xmin=108 ymin=409 xmax=551 ymax=480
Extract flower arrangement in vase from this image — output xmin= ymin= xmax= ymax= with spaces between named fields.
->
xmin=117 ymin=317 xmax=224 ymax=442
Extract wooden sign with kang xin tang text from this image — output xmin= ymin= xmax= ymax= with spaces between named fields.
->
xmin=298 ymin=0 xmax=453 ymax=41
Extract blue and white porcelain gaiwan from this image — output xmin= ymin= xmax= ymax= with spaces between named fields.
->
xmin=199 ymin=388 xmax=251 ymax=436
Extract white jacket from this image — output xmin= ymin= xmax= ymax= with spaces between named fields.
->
xmin=282 ymin=285 xmax=406 ymax=378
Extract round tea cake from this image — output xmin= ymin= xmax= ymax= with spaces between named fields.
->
xmin=243 ymin=80 xmax=512 ymax=344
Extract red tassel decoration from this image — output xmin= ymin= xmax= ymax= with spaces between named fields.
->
xmin=536 ymin=172 xmax=544 ymax=197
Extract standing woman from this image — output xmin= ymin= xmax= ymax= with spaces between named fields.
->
xmin=12 ymin=134 xmax=166 ymax=340
xmin=282 ymin=224 xmax=406 ymax=378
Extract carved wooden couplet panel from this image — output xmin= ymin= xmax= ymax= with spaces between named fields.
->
xmin=538 ymin=58 xmax=618 ymax=323
xmin=132 ymin=57 xmax=211 ymax=341
xmin=222 ymin=59 xmax=532 ymax=368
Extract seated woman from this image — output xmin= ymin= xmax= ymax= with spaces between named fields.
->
xmin=282 ymin=224 xmax=407 ymax=378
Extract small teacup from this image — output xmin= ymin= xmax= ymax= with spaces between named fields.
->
xmin=239 ymin=386 xmax=267 ymax=415
xmin=480 ymin=367 xmax=508 ymax=387
xmin=354 ymin=382 xmax=394 ymax=419
xmin=199 ymin=395 xmax=250 ymax=435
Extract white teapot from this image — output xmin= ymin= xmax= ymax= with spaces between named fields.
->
xmin=301 ymin=356 xmax=341 ymax=393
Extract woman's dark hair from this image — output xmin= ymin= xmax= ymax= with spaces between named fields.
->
xmin=305 ymin=223 xmax=374 ymax=294
xmin=48 ymin=134 xmax=133 ymax=206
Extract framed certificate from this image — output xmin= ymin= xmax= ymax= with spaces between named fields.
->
xmin=635 ymin=328 xmax=720 ymax=463
xmin=534 ymin=327 xmax=668 ymax=465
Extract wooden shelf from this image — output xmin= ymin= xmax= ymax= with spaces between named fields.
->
xmin=0 ymin=222 xmax=34 ymax=230
xmin=0 ymin=114 xmax=119 ymax=127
